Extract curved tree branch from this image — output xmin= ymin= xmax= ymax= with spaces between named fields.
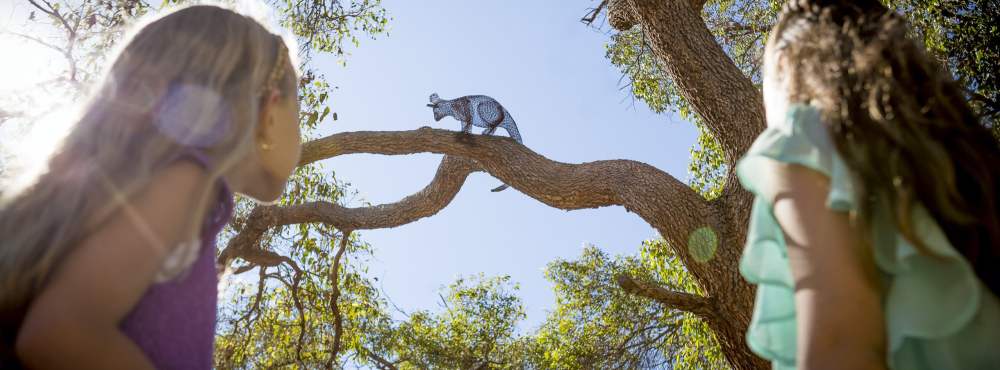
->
xmin=300 ymin=128 xmax=707 ymax=220
xmin=222 ymin=128 xmax=714 ymax=284
xmin=218 ymin=153 xmax=479 ymax=268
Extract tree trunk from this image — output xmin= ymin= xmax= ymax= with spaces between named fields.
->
xmin=608 ymin=0 xmax=768 ymax=368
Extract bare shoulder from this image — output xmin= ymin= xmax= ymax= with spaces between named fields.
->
xmin=756 ymin=158 xmax=832 ymax=205
xmin=18 ymin=159 xmax=217 ymax=353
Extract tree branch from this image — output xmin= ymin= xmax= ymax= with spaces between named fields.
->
xmin=581 ymin=0 xmax=608 ymax=25
xmin=606 ymin=0 xmax=709 ymax=30
xmin=218 ymin=153 xmax=479 ymax=269
xmin=299 ymin=128 xmax=706 ymax=217
xmin=326 ymin=231 xmax=350 ymax=369
xmin=235 ymin=267 xmax=268 ymax=329
xmin=290 ymin=270 xmax=307 ymax=365
xmin=27 ymin=0 xmax=73 ymax=35
xmin=25 ymin=0 xmax=80 ymax=83
xmin=616 ymin=274 xmax=715 ymax=320
xmin=4 ymin=31 xmax=80 ymax=87
xmin=223 ymin=128 xmax=714 ymax=284
xmin=0 ymin=108 xmax=22 ymax=126
xmin=361 ymin=346 xmax=400 ymax=370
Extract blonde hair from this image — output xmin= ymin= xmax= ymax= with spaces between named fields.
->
xmin=0 ymin=4 xmax=298 ymax=324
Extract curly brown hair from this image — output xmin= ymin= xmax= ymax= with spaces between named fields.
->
xmin=769 ymin=0 xmax=1000 ymax=295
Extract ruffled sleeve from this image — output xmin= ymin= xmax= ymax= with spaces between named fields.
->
xmin=734 ymin=105 xmax=998 ymax=369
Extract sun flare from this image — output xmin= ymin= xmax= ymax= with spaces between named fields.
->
xmin=0 ymin=33 xmax=78 ymax=192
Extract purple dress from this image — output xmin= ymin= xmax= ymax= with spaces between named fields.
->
xmin=119 ymin=153 xmax=234 ymax=370
xmin=0 ymin=153 xmax=234 ymax=370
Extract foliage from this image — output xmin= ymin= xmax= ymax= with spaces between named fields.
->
xmin=214 ymin=228 xmax=386 ymax=368
xmin=376 ymin=275 xmax=530 ymax=369
xmin=532 ymin=243 xmax=726 ymax=369
xmin=277 ymin=0 xmax=390 ymax=63
xmin=886 ymin=0 xmax=1000 ymax=134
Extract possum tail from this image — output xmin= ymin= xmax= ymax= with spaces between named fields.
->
xmin=490 ymin=119 xmax=522 ymax=192
xmin=501 ymin=120 xmax=522 ymax=144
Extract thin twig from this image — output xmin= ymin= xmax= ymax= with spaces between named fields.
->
xmin=325 ymin=230 xmax=351 ymax=369
xmin=581 ymin=0 xmax=609 ymax=25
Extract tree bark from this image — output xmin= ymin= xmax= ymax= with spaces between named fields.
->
xmin=218 ymin=153 xmax=480 ymax=269
xmin=225 ymin=129 xmax=711 ymax=281
xmin=604 ymin=0 xmax=769 ymax=368
xmin=615 ymin=0 xmax=765 ymax=163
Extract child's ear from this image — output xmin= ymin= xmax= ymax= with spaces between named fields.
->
xmin=256 ymin=90 xmax=281 ymax=145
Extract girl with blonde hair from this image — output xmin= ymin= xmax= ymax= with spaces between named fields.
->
xmin=0 ymin=4 xmax=302 ymax=369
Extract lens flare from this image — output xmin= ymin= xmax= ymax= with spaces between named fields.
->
xmin=688 ymin=226 xmax=719 ymax=263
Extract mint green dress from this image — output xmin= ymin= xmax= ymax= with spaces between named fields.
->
xmin=736 ymin=105 xmax=1000 ymax=370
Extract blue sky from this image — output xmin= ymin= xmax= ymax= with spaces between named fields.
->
xmin=314 ymin=0 xmax=698 ymax=330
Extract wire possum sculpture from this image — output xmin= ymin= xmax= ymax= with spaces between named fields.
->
xmin=426 ymin=93 xmax=523 ymax=192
